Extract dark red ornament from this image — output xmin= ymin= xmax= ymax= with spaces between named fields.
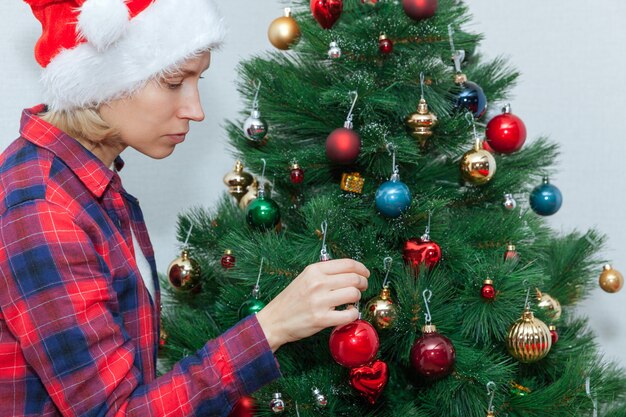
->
xmin=549 ymin=325 xmax=558 ymax=345
xmin=486 ymin=104 xmax=527 ymax=154
xmin=329 ymin=319 xmax=379 ymax=368
xmin=310 ymin=0 xmax=343 ymax=29
xmin=228 ymin=396 xmax=256 ymax=417
xmin=290 ymin=163 xmax=304 ymax=184
xmin=410 ymin=325 xmax=456 ymax=380
xmin=504 ymin=244 xmax=519 ymax=262
xmin=402 ymin=235 xmax=442 ymax=273
xmin=402 ymin=0 xmax=438 ymax=20
xmin=378 ymin=34 xmax=393 ymax=54
xmin=349 ymin=359 xmax=388 ymax=404
xmin=481 ymin=279 xmax=496 ymax=300
xmin=221 ymin=249 xmax=236 ymax=269
xmin=482 ymin=139 xmax=494 ymax=153
xmin=326 ymin=127 xmax=361 ymax=164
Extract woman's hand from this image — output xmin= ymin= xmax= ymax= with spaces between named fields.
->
xmin=256 ymin=259 xmax=369 ymax=352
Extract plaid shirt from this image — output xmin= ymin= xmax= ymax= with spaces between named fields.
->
xmin=0 ymin=105 xmax=280 ymax=417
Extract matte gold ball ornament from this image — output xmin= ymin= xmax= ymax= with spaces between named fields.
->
xmin=536 ymin=289 xmax=562 ymax=321
xmin=507 ymin=308 xmax=552 ymax=363
xmin=460 ymin=138 xmax=496 ymax=185
xmin=268 ymin=8 xmax=301 ymax=50
xmin=223 ymin=160 xmax=254 ymax=203
xmin=599 ymin=264 xmax=624 ymax=293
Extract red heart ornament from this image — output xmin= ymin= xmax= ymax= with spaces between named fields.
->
xmin=310 ymin=0 xmax=343 ymax=29
xmin=349 ymin=360 xmax=389 ymax=404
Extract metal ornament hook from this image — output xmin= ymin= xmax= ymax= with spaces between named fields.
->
xmin=522 ymin=279 xmax=532 ymax=310
xmin=252 ymin=80 xmax=262 ymax=110
xmin=487 ymin=381 xmax=496 ymax=413
xmin=258 ymin=158 xmax=268 ymax=195
xmin=345 ymin=91 xmax=359 ymax=127
xmin=422 ymin=289 xmax=433 ymax=325
xmin=382 ymin=256 xmax=393 ymax=288
xmin=448 ymin=24 xmax=465 ymax=72
xmin=253 ymin=257 xmax=265 ymax=298
xmin=420 ymin=72 xmax=425 ymax=99
xmin=585 ymin=377 xmax=598 ymax=417
xmin=183 ymin=224 xmax=194 ymax=248
xmin=320 ymin=220 xmax=331 ymax=261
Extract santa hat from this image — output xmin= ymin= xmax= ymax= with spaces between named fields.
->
xmin=24 ymin=0 xmax=226 ymax=111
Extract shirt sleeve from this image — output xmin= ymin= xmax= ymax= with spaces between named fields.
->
xmin=0 ymin=199 xmax=281 ymax=417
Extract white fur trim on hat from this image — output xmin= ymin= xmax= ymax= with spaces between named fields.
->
xmin=42 ymin=0 xmax=226 ymax=111
xmin=77 ymin=0 xmax=130 ymax=52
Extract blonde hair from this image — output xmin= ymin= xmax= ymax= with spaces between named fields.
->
xmin=40 ymin=107 xmax=120 ymax=145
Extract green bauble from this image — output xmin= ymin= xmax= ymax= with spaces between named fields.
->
xmin=246 ymin=194 xmax=281 ymax=230
xmin=238 ymin=298 xmax=266 ymax=319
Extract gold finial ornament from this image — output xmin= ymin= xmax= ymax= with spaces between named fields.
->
xmin=599 ymin=264 xmax=624 ymax=293
xmin=223 ymin=160 xmax=254 ymax=202
xmin=506 ymin=309 xmax=552 ymax=363
xmin=405 ymin=98 xmax=438 ymax=146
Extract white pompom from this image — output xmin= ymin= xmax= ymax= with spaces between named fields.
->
xmin=77 ymin=0 xmax=130 ymax=51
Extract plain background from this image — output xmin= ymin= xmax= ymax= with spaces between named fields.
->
xmin=1 ymin=1 xmax=624 ymax=365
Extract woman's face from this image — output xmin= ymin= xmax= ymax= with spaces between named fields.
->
xmin=100 ymin=50 xmax=211 ymax=160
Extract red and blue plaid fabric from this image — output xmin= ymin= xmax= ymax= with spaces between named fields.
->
xmin=0 ymin=105 xmax=280 ymax=417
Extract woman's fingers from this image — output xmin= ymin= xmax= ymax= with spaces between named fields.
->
xmin=324 ymin=286 xmax=363 ymax=307
xmin=323 ymin=273 xmax=369 ymax=292
xmin=312 ymin=258 xmax=370 ymax=278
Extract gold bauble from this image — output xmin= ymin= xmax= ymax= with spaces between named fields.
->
xmin=599 ymin=264 xmax=624 ymax=293
xmin=405 ymin=98 xmax=438 ymax=146
xmin=507 ymin=309 xmax=552 ymax=363
xmin=223 ymin=160 xmax=254 ymax=202
xmin=268 ymin=8 xmax=301 ymax=50
xmin=364 ymin=287 xmax=398 ymax=330
xmin=167 ymin=250 xmax=201 ymax=292
xmin=460 ymin=140 xmax=496 ymax=185
xmin=536 ymin=289 xmax=562 ymax=321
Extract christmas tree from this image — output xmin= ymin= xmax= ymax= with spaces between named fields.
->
xmin=159 ymin=0 xmax=626 ymax=415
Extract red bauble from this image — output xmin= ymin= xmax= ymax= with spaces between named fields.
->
xmin=329 ymin=319 xmax=379 ymax=368
xmin=229 ymin=396 xmax=256 ymax=417
xmin=310 ymin=0 xmax=343 ymax=29
xmin=481 ymin=279 xmax=496 ymax=300
xmin=378 ymin=35 xmax=393 ymax=54
xmin=482 ymin=139 xmax=494 ymax=153
xmin=290 ymin=165 xmax=304 ymax=184
xmin=504 ymin=244 xmax=519 ymax=262
xmin=349 ymin=359 xmax=388 ymax=404
xmin=221 ymin=250 xmax=236 ymax=269
xmin=485 ymin=105 xmax=527 ymax=154
xmin=550 ymin=325 xmax=559 ymax=345
xmin=402 ymin=236 xmax=442 ymax=273
xmin=326 ymin=127 xmax=361 ymax=164
xmin=402 ymin=0 xmax=438 ymax=20
xmin=410 ymin=326 xmax=456 ymax=380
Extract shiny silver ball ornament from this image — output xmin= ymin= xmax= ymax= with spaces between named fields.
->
xmin=503 ymin=193 xmax=517 ymax=211
xmin=328 ymin=41 xmax=342 ymax=59
xmin=243 ymin=109 xmax=268 ymax=144
xmin=312 ymin=387 xmax=328 ymax=408
xmin=269 ymin=392 xmax=285 ymax=413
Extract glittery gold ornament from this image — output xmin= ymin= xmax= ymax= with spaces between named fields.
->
xmin=167 ymin=250 xmax=201 ymax=292
xmin=364 ymin=287 xmax=398 ymax=330
xmin=460 ymin=139 xmax=496 ymax=185
xmin=507 ymin=309 xmax=552 ymax=363
xmin=223 ymin=160 xmax=254 ymax=202
xmin=268 ymin=8 xmax=301 ymax=50
xmin=599 ymin=264 xmax=624 ymax=293
xmin=341 ymin=172 xmax=365 ymax=193
xmin=536 ymin=289 xmax=562 ymax=321
xmin=405 ymin=98 xmax=438 ymax=146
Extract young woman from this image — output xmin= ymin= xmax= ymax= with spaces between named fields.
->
xmin=0 ymin=1 xmax=369 ymax=416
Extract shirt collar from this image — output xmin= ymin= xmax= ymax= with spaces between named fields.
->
xmin=19 ymin=105 xmax=124 ymax=198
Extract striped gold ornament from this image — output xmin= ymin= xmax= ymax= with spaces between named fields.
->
xmin=506 ymin=309 xmax=552 ymax=363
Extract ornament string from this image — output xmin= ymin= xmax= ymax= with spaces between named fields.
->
xmin=183 ymin=225 xmax=194 ymax=248
xmin=422 ymin=289 xmax=433 ymax=325
xmin=382 ymin=256 xmax=393 ymax=288
xmin=252 ymin=80 xmax=262 ymax=111
xmin=253 ymin=257 xmax=265 ymax=298
xmin=345 ymin=91 xmax=359 ymax=127
xmin=320 ymin=220 xmax=330 ymax=261
xmin=586 ymin=377 xmax=598 ymax=417
xmin=448 ymin=24 xmax=465 ymax=73
xmin=486 ymin=381 xmax=496 ymax=414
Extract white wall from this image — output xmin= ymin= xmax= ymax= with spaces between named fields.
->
xmin=1 ymin=1 xmax=624 ymax=364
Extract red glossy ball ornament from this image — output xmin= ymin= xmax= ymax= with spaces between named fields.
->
xmin=326 ymin=127 xmax=361 ymax=164
xmin=410 ymin=325 xmax=456 ymax=380
xmin=229 ymin=396 xmax=256 ymax=417
xmin=486 ymin=104 xmax=527 ymax=154
xmin=378 ymin=34 xmax=393 ymax=55
xmin=549 ymin=325 xmax=558 ymax=345
xmin=221 ymin=249 xmax=236 ymax=269
xmin=349 ymin=359 xmax=388 ymax=404
xmin=290 ymin=162 xmax=304 ymax=184
xmin=402 ymin=0 xmax=438 ymax=20
xmin=481 ymin=279 xmax=496 ymax=300
xmin=329 ymin=319 xmax=379 ymax=368
xmin=311 ymin=0 xmax=343 ymax=29
xmin=402 ymin=235 xmax=442 ymax=274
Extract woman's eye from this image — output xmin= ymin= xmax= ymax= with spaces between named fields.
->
xmin=167 ymin=82 xmax=183 ymax=90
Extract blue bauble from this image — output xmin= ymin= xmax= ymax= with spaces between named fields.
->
xmin=375 ymin=179 xmax=412 ymax=218
xmin=529 ymin=179 xmax=562 ymax=216
xmin=455 ymin=81 xmax=487 ymax=119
